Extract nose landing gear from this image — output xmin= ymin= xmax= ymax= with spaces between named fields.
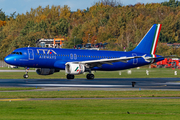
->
xmin=23 ymin=74 xmax=29 ymax=78
xmin=23 ymin=67 xmax=29 ymax=79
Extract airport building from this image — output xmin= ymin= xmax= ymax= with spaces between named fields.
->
xmin=36 ymin=37 xmax=66 ymax=48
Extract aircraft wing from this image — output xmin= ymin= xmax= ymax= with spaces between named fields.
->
xmin=67 ymin=56 xmax=142 ymax=68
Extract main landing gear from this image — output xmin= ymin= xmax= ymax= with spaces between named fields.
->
xmin=66 ymin=74 xmax=75 ymax=79
xmin=23 ymin=67 xmax=29 ymax=79
xmin=86 ymin=74 xmax=94 ymax=80
xmin=86 ymin=69 xmax=94 ymax=80
xmin=66 ymin=73 xmax=94 ymax=80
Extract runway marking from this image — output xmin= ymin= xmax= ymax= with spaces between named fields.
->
xmin=157 ymin=82 xmax=180 ymax=85
xmin=22 ymin=84 xmax=131 ymax=87
xmin=0 ymin=99 xmax=28 ymax=101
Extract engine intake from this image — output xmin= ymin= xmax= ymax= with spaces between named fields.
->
xmin=65 ymin=63 xmax=85 ymax=75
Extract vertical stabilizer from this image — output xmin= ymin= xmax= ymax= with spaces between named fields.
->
xmin=132 ymin=24 xmax=162 ymax=57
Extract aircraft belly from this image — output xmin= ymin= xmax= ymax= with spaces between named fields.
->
xmin=37 ymin=60 xmax=54 ymax=68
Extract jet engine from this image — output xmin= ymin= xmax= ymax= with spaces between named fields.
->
xmin=36 ymin=68 xmax=60 ymax=75
xmin=65 ymin=63 xmax=85 ymax=75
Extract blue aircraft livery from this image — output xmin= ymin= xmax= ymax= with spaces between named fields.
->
xmin=4 ymin=24 xmax=164 ymax=79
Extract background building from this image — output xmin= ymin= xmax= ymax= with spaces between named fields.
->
xmin=36 ymin=37 xmax=66 ymax=48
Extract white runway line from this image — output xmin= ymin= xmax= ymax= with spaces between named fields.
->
xmin=22 ymin=84 xmax=131 ymax=87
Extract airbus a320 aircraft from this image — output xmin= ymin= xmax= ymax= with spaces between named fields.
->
xmin=4 ymin=24 xmax=164 ymax=79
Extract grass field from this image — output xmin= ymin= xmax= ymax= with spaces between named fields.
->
xmin=0 ymin=99 xmax=180 ymax=120
xmin=0 ymin=87 xmax=39 ymax=91
xmin=0 ymin=68 xmax=180 ymax=79
xmin=0 ymin=90 xmax=180 ymax=98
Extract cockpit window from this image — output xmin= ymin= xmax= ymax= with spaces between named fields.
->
xmin=11 ymin=52 xmax=23 ymax=55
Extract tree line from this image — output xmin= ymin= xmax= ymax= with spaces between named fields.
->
xmin=0 ymin=0 xmax=180 ymax=59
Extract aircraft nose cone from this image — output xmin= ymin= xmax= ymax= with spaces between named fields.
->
xmin=4 ymin=56 xmax=9 ymax=63
xmin=4 ymin=56 xmax=14 ymax=64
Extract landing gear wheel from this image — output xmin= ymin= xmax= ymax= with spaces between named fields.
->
xmin=86 ymin=74 xmax=94 ymax=80
xmin=23 ymin=74 xmax=29 ymax=79
xmin=23 ymin=67 xmax=29 ymax=79
xmin=67 ymin=74 xmax=75 ymax=79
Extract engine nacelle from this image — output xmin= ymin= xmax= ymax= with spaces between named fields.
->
xmin=65 ymin=63 xmax=85 ymax=75
xmin=36 ymin=68 xmax=60 ymax=75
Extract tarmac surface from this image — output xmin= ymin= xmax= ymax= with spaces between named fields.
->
xmin=0 ymin=78 xmax=180 ymax=101
xmin=0 ymin=78 xmax=180 ymax=90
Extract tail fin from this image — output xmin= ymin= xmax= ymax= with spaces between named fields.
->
xmin=132 ymin=24 xmax=162 ymax=55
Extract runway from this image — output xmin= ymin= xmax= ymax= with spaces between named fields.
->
xmin=0 ymin=78 xmax=180 ymax=89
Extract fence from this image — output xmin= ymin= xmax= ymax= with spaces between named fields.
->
xmin=0 ymin=60 xmax=8 ymax=67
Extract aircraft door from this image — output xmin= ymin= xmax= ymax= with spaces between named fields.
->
xmin=132 ymin=53 xmax=138 ymax=65
xmin=28 ymin=49 xmax=34 ymax=60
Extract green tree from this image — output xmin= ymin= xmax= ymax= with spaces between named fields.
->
xmin=0 ymin=9 xmax=5 ymax=21
xmin=55 ymin=18 xmax=69 ymax=36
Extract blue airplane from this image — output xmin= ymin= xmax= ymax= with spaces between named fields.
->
xmin=4 ymin=24 xmax=164 ymax=79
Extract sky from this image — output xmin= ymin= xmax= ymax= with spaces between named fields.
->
xmin=0 ymin=0 xmax=167 ymax=16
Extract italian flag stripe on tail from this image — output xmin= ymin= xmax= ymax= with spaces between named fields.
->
xmin=151 ymin=24 xmax=162 ymax=58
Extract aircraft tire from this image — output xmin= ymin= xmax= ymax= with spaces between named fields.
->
xmin=86 ymin=74 xmax=94 ymax=80
xmin=23 ymin=74 xmax=29 ymax=79
xmin=67 ymin=74 xmax=74 ymax=79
